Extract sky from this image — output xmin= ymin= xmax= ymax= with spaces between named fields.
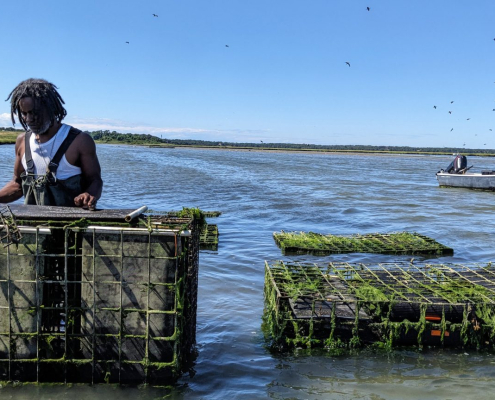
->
xmin=0 ymin=0 xmax=494 ymax=148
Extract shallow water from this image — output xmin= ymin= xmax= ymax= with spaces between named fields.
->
xmin=1 ymin=144 xmax=495 ymax=399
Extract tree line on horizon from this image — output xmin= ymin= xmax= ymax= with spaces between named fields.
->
xmin=1 ymin=127 xmax=493 ymax=154
xmin=85 ymin=130 xmax=494 ymax=154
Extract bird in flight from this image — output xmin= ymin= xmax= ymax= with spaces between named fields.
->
xmin=367 ymin=7 xmax=370 ymax=11
xmin=451 ymin=128 xmax=454 ymax=132
xmin=449 ymin=111 xmax=452 ymax=114
xmin=125 ymin=41 xmax=129 ymax=44
xmin=153 ymin=14 xmax=158 ymax=17
xmin=433 ymin=106 xmax=437 ymax=109
xmin=225 ymin=44 xmax=229 ymax=47
xmin=490 ymin=129 xmax=493 ymax=131
xmin=467 ymin=118 xmax=471 ymax=120
xmin=451 ymin=101 xmax=454 ymax=103
xmin=345 ymin=61 xmax=351 ymax=67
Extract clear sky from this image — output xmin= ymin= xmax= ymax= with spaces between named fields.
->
xmin=0 ymin=1 xmax=494 ymax=148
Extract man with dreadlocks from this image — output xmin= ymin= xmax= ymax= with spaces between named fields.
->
xmin=0 ymin=78 xmax=102 ymax=208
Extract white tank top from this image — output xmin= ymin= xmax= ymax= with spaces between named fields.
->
xmin=21 ymin=124 xmax=82 ymax=180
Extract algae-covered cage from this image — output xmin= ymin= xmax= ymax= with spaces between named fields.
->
xmin=199 ymin=224 xmax=219 ymax=251
xmin=272 ymin=231 xmax=453 ymax=256
xmin=264 ymin=260 xmax=495 ymax=350
xmin=0 ymin=204 xmax=200 ymax=385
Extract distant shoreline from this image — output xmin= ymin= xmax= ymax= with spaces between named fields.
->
xmin=1 ymin=129 xmax=494 ymax=157
xmin=144 ymin=144 xmax=495 ymax=157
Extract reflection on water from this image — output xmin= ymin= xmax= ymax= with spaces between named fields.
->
xmin=1 ymin=144 xmax=495 ymax=399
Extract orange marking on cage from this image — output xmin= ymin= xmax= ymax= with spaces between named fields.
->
xmin=425 ymin=315 xmax=442 ymax=322
xmin=431 ymin=330 xmax=449 ymax=337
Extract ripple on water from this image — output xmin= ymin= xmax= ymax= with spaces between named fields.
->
xmin=1 ymin=146 xmax=495 ymax=399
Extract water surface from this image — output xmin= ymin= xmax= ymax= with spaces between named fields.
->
xmin=1 ymin=145 xmax=495 ymax=399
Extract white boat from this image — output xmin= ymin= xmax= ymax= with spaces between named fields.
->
xmin=436 ymin=154 xmax=495 ymax=190
xmin=436 ymin=171 xmax=495 ymax=190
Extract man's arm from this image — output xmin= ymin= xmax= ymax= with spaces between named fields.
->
xmin=0 ymin=133 xmax=25 ymax=203
xmin=73 ymin=133 xmax=103 ymax=208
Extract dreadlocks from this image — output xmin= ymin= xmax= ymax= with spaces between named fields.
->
xmin=6 ymin=78 xmax=67 ymax=130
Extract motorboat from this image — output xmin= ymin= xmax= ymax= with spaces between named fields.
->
xmin=436 ymin=155 xmax=495 ymax=190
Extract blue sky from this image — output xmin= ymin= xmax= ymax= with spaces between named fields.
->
xmin=0 ymin=0 xmax=494 ymax=147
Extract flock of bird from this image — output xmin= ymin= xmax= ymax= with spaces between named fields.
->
xmin=342 ymin=7 xmax=494 ymax=149
xmin=344 ymin=7 xmax=370 ymax=67
xmin=125 ymin=8 xmax=492 ymax=149
xmin=125 ymin=13 xmax=234 ymax=49
xmin=126 ymin=13 xmax=233 ymax=48
xmin=125 ymin=14 xmax=158 ymax=44
xmin=432 ymin=99 xmax=493 ymax=147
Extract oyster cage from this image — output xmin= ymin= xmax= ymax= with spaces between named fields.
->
xmin=147 ymin=210 xmax=220 ymax=251
xmin=156 ymin=210 xmax=222 ymax=218
xmin=273 ymin=231 xmax=453 ymax=256
xmin=199 ymin=224 xmax=219 ymax=251
xmin=263 ymin=260 xmax=495 ymax=350
xmin=0 ymin=205 xmax=200 ymax=385
xmin=0 ymin=206 xmax=22 ymax=247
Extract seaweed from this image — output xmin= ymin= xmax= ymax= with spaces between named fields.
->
xmin=273 ymin=231 xmax=453 ymax=256
xmin=263 ymin=261 xmax=495 ymax=352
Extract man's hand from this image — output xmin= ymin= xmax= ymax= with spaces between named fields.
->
xmin=74 ymin=193 xmax=97 ymax=209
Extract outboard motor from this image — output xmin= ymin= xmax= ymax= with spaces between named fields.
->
xmin=445 ymin=155 xmax=467 ymax=174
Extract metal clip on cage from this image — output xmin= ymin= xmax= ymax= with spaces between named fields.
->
xmin=0 ymin=205 xmax=22 ymax=247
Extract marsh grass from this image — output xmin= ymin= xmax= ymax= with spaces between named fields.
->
xmin=0 ymin=130 xmax=19 ymax=144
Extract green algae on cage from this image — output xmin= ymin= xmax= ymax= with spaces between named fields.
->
xmin=263 ymin=260 xmax=495 ymax=351
xmin=0 ymin=206 xmax=200 ymax=385
xmin=272 ymin=231 xmax=453 ymax=256
xmin=199 ymin=224 xmax=219 ymax=251
xmin=149 ymin=209 xmax=221 ymax=218
xmin=0 ymin=205 xmax=22 ymax=246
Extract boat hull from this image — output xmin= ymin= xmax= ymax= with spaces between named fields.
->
xmin=436 ymin=172 xmax=495 ymax=190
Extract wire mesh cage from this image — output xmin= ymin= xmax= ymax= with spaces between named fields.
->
xmin=0 ymin=206 xmax=200 ymax=384
xmin=199 ymin=224 xmax=219 ymax=251
xmin=273 ymin=231 xmax=453 ymax=256
xmin=263 ymin=260 xmax=495 ymax=351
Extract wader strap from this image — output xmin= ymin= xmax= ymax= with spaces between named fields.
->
xmin=48 ymin=127 xmax=81 ymax=176
xmin=24 ymin=127 xmax=81 ymax=176
xmin=24 ymin=130 xmax=35 ymax=174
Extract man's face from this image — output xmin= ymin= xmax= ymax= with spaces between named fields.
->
xmin=18 ymin=97 xmax=51 ymax=135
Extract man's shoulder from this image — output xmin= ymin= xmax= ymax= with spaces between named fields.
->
xmin=66 ymin=126 xmax=91 ymax=140
xmin=69 ymin=128 xmax=96 ymax=151
xmin=15 ymin=131 xmax=27 ymax=145
xmin=67 ymin=125 xmax=83 ymax=134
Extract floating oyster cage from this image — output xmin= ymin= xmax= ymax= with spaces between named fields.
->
xmin=0 ymin=204 xmax=200 ymax=385
xmin=273 ymin=231 xmax=453 ymax=256
xmin=199 ymin=224 xmax=219 ymax=251
xmin=264 ymin=260 xmax=495 ymax=350
xmin=156 ymin=210 xmax=222 ymax=218
xmin=148 ymin=210 xmax=220 ymax=251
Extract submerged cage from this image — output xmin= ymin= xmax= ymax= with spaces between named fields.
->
xmin=0 ymin=204 xmax=200 ymax=384
xmin=273 ymin=231 xmax=453 ymax=256
xmin=264 ymin=260 xmax=495 ymax=350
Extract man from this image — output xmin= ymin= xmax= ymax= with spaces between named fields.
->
xmin=0 ymin=78 xmax=102 ymax=208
